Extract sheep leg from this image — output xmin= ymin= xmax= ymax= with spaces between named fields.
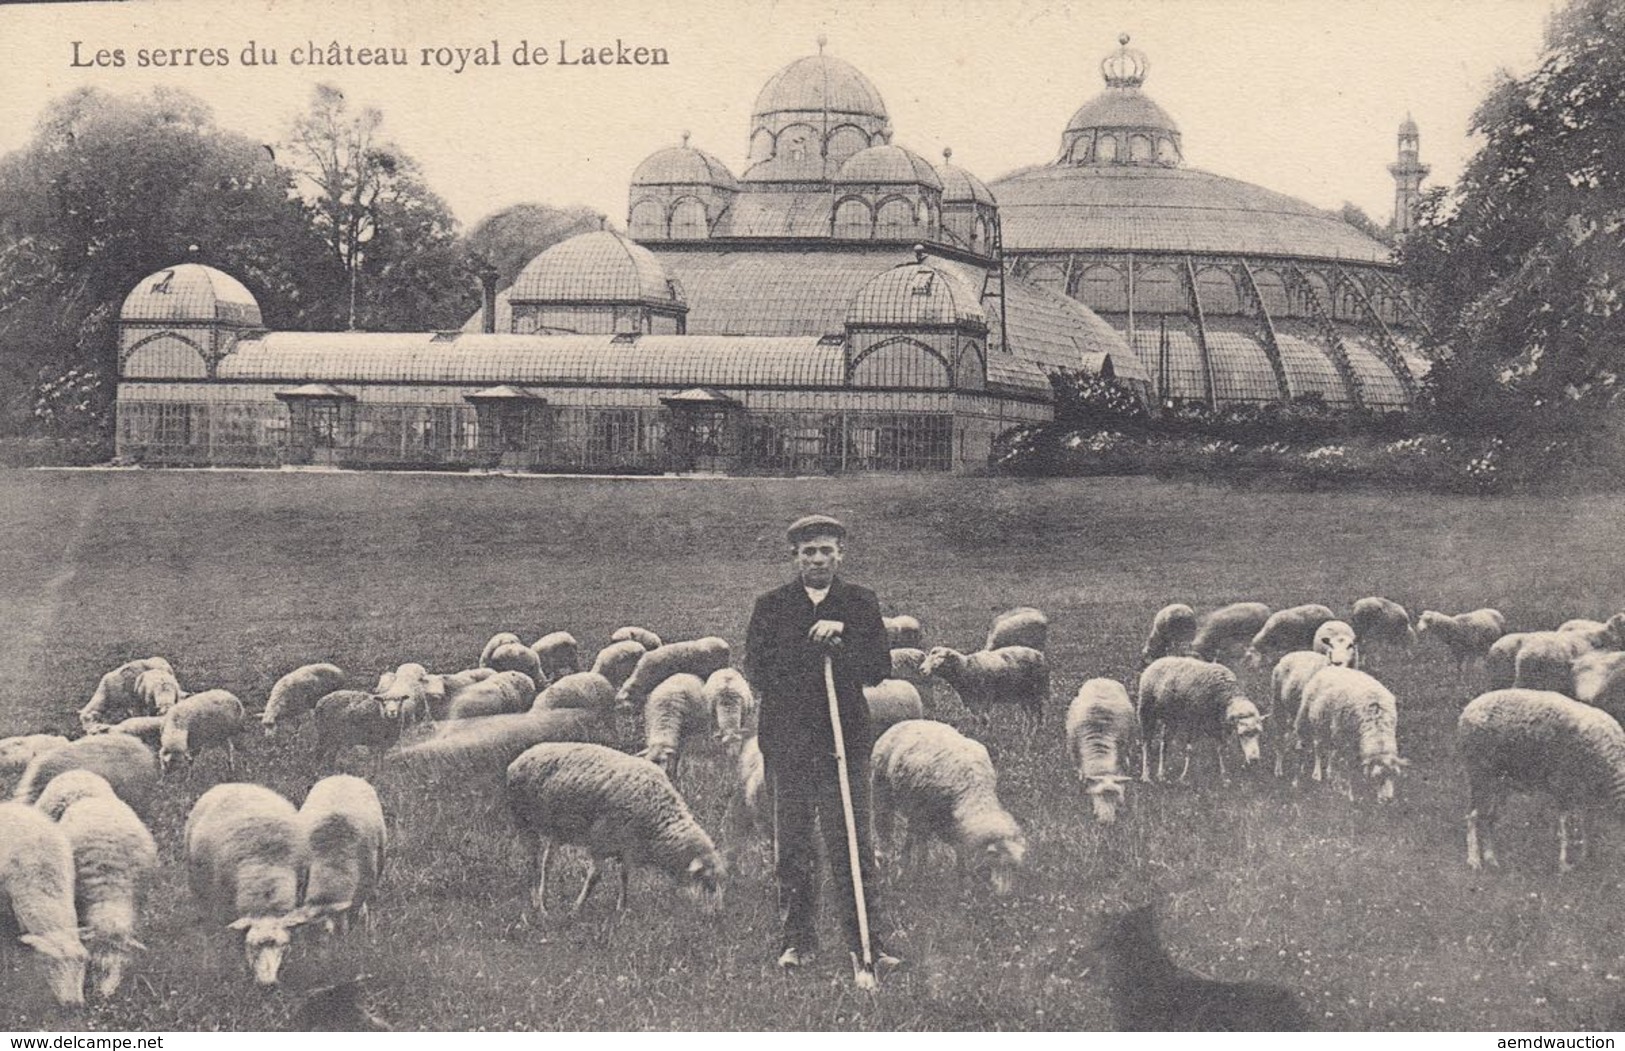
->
xmin=1559 ymin=813 xmax=1576 ymax=874
xmin=573 ymin=859 xmax=602 ymax=913
xmin=1467 ymin=781 xmax=1502 ymax=869
xmin=226 ymin=738 xmax=236 ymax=776
xmin=1139 ymin=737 xmax=1152 ymax=784
xmin=533 ymin=840 xmax=552 ymax=915
xmin=1216 ymin=740 xmax=1227 ymax=781
xmin=1311 ymin=741 xmax=1324 ymax=782
xmin=1177 ymin=744 xmax=1191 ymax=783
xmin=1156 ymin=733 xmax=1166 ymax=782
xmin=614 ymin=858 xmax=630 ymax=911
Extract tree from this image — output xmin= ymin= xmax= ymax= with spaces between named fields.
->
xmin=286 ymin=84 xmax=475 ymax=331
xmin=461 ymin=202 xmax=604 ymax=289
xmin=1399 ymin=0 xmax=1625 ymax=436
xmin=1336 ymin=202 xmax=1393 ymax=248
xmin=0 ymin=87 xmax=332 ymax=437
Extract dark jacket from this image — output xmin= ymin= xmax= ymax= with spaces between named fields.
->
xmin=745 ymin=576 xmax=891 ymax=772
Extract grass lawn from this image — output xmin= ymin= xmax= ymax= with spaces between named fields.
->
xmin=2 ymin=468 xmax=1624 ymax=1031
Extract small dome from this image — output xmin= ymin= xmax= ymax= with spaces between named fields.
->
xmin=120 ymin=263 xmax=261 ymax=325
xmin=752 ymin=50 xmax=888 ymax=123
xmin=1399 ymin=112 xmax=1419 ymax=136
xmin=837 ymin=145 xmax=943 ymax=190
xmin=632 ymin=135 xmax=738 ymax=190
xmin=937 ymin=148 xmax=996 ymax=205
xmin=1066 ymin=90 xmax=1180 ymax=136
xmin=510 ymin=230 xmax=685 ymax=307
xmin=847 ymin=252 xmax=987 ymax=328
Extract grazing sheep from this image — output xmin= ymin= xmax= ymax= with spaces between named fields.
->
xmin=1099 ymin=904 xmax=1310 ymax=1032
xmin=1558 ymin=613 xmax=1625 ymax=650
xmin=313 ymin=691 xmax=406 ymax=769
xmin=1458 ymin=688 xmax=1625 ymax=871
xmin=0 ymin=802 xmax=87 ymax=1006
xmin=86 ymin=717 xmax=165 ymax=749
xmin=1350 ymin=597 xmax=1416 ymax=658
xmin=985 ymin=606 xmax=1048 ymax=652
xmin=1065 ymin=679 xmax=1139 ymax=824
xmin=77 ymin=657 xmax=177 ymax=731
xmin=421 ymin=667 xmax=498 ymax=721
xmin=703 ymin=668 xmax=756 ymax=750
xmin=589 ymin=641 xmax=647 ymax=691
xmin=506 ymin=742 xmax=726 ymax=913
xmin=447 ymin=670 xmax=538 ymax=720
xmin=391 ymin=708 xmax=612 ymax=783
xmin=0 ymin=734 xmax=69 ymax=795
xmin=374 ymin=663 xmax=435 ymax=728
xmin=1136 ymin=656 xmax=1265 ymax=782
xmin=639 ymin=673 xmax=711 ymax=776
xmin=1573 ymin=651 xmax=1625 ymax=724
xmin=262 ymin=664 xmax=346 ymax=738
xmin=1514 ymin=632 xmax=1595 ymax=694
xmin=1189 ymin=602 xmax=1272 ymax=662
xmin=1244 ymin=604 xmax=1336 ymax=669
xmin=530 ymin=671 xmax=617 ymax=717
xmin=479 ymin=633 xmax=524 ymax=668
xmin=919 ymin=645 xmax=1048 ymax=723
xmin=184 ymin=783 xmax=310 ymax=985
xmin=1489 ymin=631 xmax=1595 ymax=691
xmin=614 ymin=636 xmax=732 ymax=712
xmin=531 ymin=632 xmax=581 ymax=681
xmin=53 ymin=782 xmax=159 ymax=997
xmin=159 ymin=690 xmax=248 ymax=776
xmin=888 ymin=647 xmax=930 ymax=691
xmin=1270 ymin=651 xmax=1330 ymax=778
xmin=485 ymin=642 xmax=546 ymax=688
xmin=1312 ymin=620 xmax=1359 ymax=669
xmin=13 ymin=734 xmax=159 ymax=818
xmin=870 ymin=720 xmax=1027 ymax=895
xmin=298 ymin=776 xmax=386 ymax=935
xmin=1142 ymin=604 xmax=1199 ymax=666
xmin=1415 ymin=608 xmax=1506 ymax=677
xmin=864 ymin=679 xmax=925 ymax=739
xmin=610 ymin=626 xmax=663 ymax=651
xmin=884 ymin=615 xmax=923 ymax=650
xmin=1295 ymin=667 xmax=1405 ymax=802
xmin=34 ymin=769 xmax=118 ymax=820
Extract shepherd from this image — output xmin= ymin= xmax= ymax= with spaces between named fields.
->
xmin=744 ymin=513 xmax=902 ymax=990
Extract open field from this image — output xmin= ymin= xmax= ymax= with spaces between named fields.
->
xmin=3 ymin=469 xmax=1625 ymax=1031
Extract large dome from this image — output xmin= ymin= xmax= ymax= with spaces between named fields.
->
xmin=121 ymin=263 xmax=261 ymax=326
xmin=752 ymin=51 xmax=888 ymax=123
xmin=510 ymin=230 xmax=685 ymax=307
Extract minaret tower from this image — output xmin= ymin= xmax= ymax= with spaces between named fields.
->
xmin=1388 ymin=113 xmax=1429 ymax=234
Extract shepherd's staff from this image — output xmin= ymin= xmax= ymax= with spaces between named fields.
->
xmin=823 ymin=651 xmax=876 ymax=983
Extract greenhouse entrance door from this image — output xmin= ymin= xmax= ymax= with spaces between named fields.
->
xmin=661 ymin=389 xmax=741 ymax=473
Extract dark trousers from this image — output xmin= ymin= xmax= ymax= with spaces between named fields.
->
xmin=770 ymin=755 xmax=885 ymax=961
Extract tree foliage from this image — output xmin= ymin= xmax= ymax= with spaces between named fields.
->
xmin=461 ymin=202 xmax=604 ymax=289
xmin=285 ymin=84 xmax=475 ymax=331
xmin=1400 ymin=0 xmax=1625 ymax=435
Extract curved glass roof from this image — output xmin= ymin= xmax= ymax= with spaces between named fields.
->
xmin=121 ymin=263 xmax=261 ymax=325
xmin=938 ymin=155 xmax=996 ymax=205
xmin=1067 ymin=89 xmax=1180 ymax=136
xmin=847 ymin=261 xmax=986 ymax=327
xmin=632 ymin=142 xmax=738 ymax=189
xmin=752 ymin=53 xmax=888 ymax=124
xmin=990 ymin=165 xmax=1394 ymax=263
xmin=837 ymin=145 xmax=943 ymax=189
xmin=217 ymin=334 xmax=846 ymax=388
xmin=510 ymin=231 xmax=684 ymax=307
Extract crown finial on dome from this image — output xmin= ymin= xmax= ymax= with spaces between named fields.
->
xmin=681 ymin=130 xmax=691 ymax=147
xmin=817 ymin=34 xmax=828 ymax=53
xmin=943 ymin=146 xmax=953 ymax=162
xmin=913 ymin=243 xmax=927 ymax=264
xmin=1101 ymin=33 xmax=1148 ymax=88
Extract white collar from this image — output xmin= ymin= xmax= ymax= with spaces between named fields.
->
xmin=804 ymin=585 xmax=830 ymax=605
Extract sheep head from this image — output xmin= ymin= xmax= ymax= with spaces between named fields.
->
xmin=1224 ymin=697 xmax=1265 ymax=764
xmin=1084 ymin=774 xmax=1131 ymax=825
xmin=1242 ymin=646 xmax=1266 ymax=671
xmin=1314 ymin=623 xmax=1359 ymax=668
xmin=682 ymin=850 xmax=727 ymax=911
xmin=229 ymin=914 xmax=307 ymax=986
xmin=19 ymin=930 xmax=88 ymax=1006
xmin=138 ymin=669 xmax=184 ymax=715
xmin=918 ymin=647 xmax=958 ymax=680
xmin=83 ymin=929 xmax=146 ymax=999
xmin=1365 ymin=755 xmax=1408 ymax=803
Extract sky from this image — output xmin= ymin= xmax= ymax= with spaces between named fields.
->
xmin=0 ymin=0 xmax=1561 ymax=233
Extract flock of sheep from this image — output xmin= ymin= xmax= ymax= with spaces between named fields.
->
xmin=4 ymin=596 xmax=1625 ymax=1013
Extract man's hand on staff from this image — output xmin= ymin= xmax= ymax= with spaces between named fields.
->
xmin=809 ymin=619 xmax=846 ymax=648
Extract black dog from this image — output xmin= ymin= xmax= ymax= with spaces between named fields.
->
xmin=1099 ymin=905 xmax=1312 ymax=1031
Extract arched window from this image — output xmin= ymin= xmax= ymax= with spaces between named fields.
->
xmin=749 ymin=128 xmax=774 ymax=162
xmin=629 ymin=198 xmax=666 ymax=239
xmin=1305 ymin=272 xmax=1334 ymax=316
xmin=1068 ymin=136 xmax=1091 ymax=165
xmin=849 ymin=337 xmax=950 ymax=389
xmin=826 ymin=124 xmax=869 ymax=164
xmin=1078 ymin=265 xmax=1128 ymax=313
xmin=972 ymin=216 xmax=988 ymax=252
xmin=1196 ymin=268 xmax=1241 ymax=315
xmin=1129 ymin=134 xmax=1153 ymax=163
xmin=669 ymin=197 xmax=708 ymax=240
xmin=1253 ymin=269 xmax=1291 ymax=318
xmin=778 ymin=124 xmax=817 ymax=161
xmin=833 ymin=197 xmax=872 ymax=239
xmin=1134 ymin=266 xmax=1184 ymax=313
xmin=1096 ymin=135 xmax=1119 ymax=163
xmin=1156 ymin=137 xmax=1181 ymax=165
xmin=875 ymin=197 xmax=917 ymax=237
xmin=1023 ymin=262 xmax=1065 ymax=293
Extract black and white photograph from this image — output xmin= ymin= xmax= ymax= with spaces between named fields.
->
xmin=1 ymin=0 xmax=1622 ymax=1033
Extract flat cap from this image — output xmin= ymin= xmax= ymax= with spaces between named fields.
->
xmin=786 ymin=514 xmax=847 ymax=544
